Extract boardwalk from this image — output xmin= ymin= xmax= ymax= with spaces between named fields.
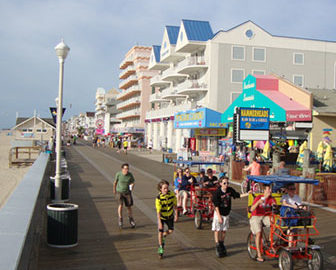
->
xmin=37 ymin=142 xmax=336 ymax=270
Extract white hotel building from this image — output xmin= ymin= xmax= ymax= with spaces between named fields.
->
xmin=146 ymin=19 xmax=336 ymax=153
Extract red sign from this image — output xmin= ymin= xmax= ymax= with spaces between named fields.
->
xmin=95 ymin=129 xmax=104 ymax=135
xmin=286 ymin=110 xmax=311 ymax=122
xmin=189 ymin=138 xmax=196 ymax=151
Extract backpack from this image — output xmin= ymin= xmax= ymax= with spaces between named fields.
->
xmin=280 ymin=206 xmax=298 ymax=227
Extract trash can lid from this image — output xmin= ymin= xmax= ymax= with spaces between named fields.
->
xmin=47 ymin=203 xmax=78 ymax=211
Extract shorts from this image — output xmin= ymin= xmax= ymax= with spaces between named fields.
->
xmin=159 ymin=217 xmax=174 ymax=232
xmin=117 ymin=192 xmax=133 ymax=207
xmin=212 ymin=214 xmax=229 ymax=231
xmin=124 ymin=146 xmax=128 ymax=150
xmin=178 ymin=190 xmax=188 ymax=197
xmin=249 ymin=215 xmax=271 ymax=235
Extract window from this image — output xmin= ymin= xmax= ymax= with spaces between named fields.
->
xmin=231 ymin=69 xmax=245 ymax=83
xmin=231 ymin=92 xmax=241 ymax=103
xmin=152 ymin=87 xmax=155 ymax=94
xmin=252 ymin=70 xmax=265 ymax=75
xmin=28 ymin=129 xmax=33 ymax=132
xmin=232 ymin=46 xmax=245 ymax=60
xmin=180 ymin=31 xmax=183 ymax=42
xmin=43 ymin=129 xmax=47 ymax=132
xmin=36 ymin=129 xmax=42 ymax=132
xmin=293 ymin=75 xmax=304 ymax=86
xmin=253 ymin=47 xmax=266 ymax=62
xmin=293 ymin=53 xmax=304 ymax=65
xmin=22 ymin=129 xmax=27 ymax=132
xmin=150 ymin=55 xmax=153 ymax=63
xmin=163 ymin=41 xmax=167 ymax=49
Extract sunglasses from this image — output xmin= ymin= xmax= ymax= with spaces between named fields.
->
xmin=222 ymin=182 xmax=228 ymax=185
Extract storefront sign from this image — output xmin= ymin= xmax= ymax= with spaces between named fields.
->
xmin=195 ymin=129 xmax=226 ymax=136
xmin=95 ymin=119 xmax=104 ymax=129
xmin=239 ymin=108 xmax=270 ymax=130
xmin=286 ymin=111 xmax=311 ymax=122
xmin=174 ymin=108 xmax=223 ymax=129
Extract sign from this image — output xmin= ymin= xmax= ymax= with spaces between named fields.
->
xmin=195 ymin=128 xmax=226 ymax=136
xmin=49 ymin=107 xmax=66 ymax=124
xmin=95 ymin=129 xmax=104 ymax=135
xmin=174 ymin=107 xmax=224 ymax=129
xmin=95 ymin=119 xmax=104 ymax=129
xmin=295 ymin=122 xmax=313 ymax=129
xmin=286 ymin=111 xmax=311 ymax=122
xmin=239 ymin=107 xmax=270 ymax=130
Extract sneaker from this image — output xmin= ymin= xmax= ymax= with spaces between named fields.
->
xmin=129 ymin=217 xmax=136 ymax=228
xmin=183 ymin=210 xmax=188 ymax=215
xmin=118 ymin=218 xmax=123 ymax=228
xmin=215 ymin=244 xmax=223 ymax=258
xmin=220 ymin=243 xmax=227 ymax=256
xmin=158 ymin=246 xmax=164 ymax=258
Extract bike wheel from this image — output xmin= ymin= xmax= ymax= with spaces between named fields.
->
xmin=241 ymin=180 xmax=248 ymax=193
xmin=307 ymin=249 xmax=323 ymax=270
xmin=278 ymin=249 xmax=293 ymax=270
xmin=194 ymin=210 xmax=202 ymax=229
xmin=247 ymin=232 xmax=258 ymax=260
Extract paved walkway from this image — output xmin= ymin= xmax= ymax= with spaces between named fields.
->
xmin=37 ymin=142 xmax=336 ymax=270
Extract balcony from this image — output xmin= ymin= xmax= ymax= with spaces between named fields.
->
xmin=117 ymin=85 xmax=141 ymax=101
xmin=160 ymin=45 xmax=185 ymax=63
xmin=110 ymin=117 xmax=122 ymax=123
xmin=119 ymin=57 xmax=133 ymax=70
xmin=161 ymin=87 xmax=186 ymax=100
xmin=119 ymin=65 xmax=136 ymax=79
xmin=146 ymin=102 xmax=193 ymax=119
xmin=149 ymin=92 xmax=169 ymax=103
xmin=176 ymin=80 xmax=208 ymax=97
xmin=161 ymin=67 xmax=187 ymax=82
xmin=119 ymin=75 xmax=138 ymax=89
xmin=150 ymin=74 xmax=171 ymax=88
xmin=116 ymin=96 xmax=141 ymax=110
xmin=117 ymin=108 xmax=140 ymax=119
xmin=177 ymin=56 xmax=208 ymax=74
xmin=175 ymin=40 xmax=207 ymax=53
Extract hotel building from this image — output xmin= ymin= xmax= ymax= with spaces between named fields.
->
xmin=114 ymin=46 xmax=158 ymax=139
xmin=146 ymin=19 xmax=336 ymax=154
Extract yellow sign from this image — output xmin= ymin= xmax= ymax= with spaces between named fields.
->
xmin=175 ymin=111 xmax=204 ymax=122
xmin=240 ymin=109 xmax=269 ymax=118
xmin=195 ymin=129 xmax=226 ymax=136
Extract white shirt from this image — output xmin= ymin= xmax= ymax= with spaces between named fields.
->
xmin=281 ymin=194 xmax=302 ymax=207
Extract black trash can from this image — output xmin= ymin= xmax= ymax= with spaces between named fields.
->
xmin=47 ymin=203 xmax=78 ymax=248
xmin=50 ymin=176 xmax=70 ymax=202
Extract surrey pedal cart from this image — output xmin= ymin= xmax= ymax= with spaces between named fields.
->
xmin=246 ymin=175 xmax=323 ymax=270
xmin=172 ymin=160 xmax=225 ymax=229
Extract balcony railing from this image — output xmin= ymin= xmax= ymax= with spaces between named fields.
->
xmin=119 ymin=74 xmax=138 ymax=89
xmin=161 ymin=67 xmax=187 ymax=81
xmin=117 ymin=108 xmax=140 ymax=119
xmin=117 ymin=85 xmax=141 ymax=100
xmin=146 ymin=102 xmax=193 ymax=119
xmin=116 ymin=96 xmax=141 ymax=110
xmin=119 ymin=65 xmax=136 ymax=79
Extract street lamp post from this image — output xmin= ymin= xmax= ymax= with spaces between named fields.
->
xmin=54 ymin=39 xmax=70 ymax=201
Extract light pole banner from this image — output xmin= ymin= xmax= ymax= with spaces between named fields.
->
xmin=50 ymin=107 xmax=66 ymax=124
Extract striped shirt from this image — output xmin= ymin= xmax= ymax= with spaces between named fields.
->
xmin=155 ymin=191 xmax=177 ymax=220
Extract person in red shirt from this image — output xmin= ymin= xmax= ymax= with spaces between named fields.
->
xmin=249 ymin=185 xmax=276 ymax=262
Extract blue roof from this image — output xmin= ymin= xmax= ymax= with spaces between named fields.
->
xmin=166 ymin=26 xmax=180 ymax=45
xmin=182 ymin=19 xmax=213 ymax=41
xmin=152 ymin=45 xmax=161 ymax=62
xmin=247 ymin=175 xmax=319 ymax=185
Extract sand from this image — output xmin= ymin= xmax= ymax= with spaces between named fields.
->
xmin=0 ymin=131 xmax=30 ymax=208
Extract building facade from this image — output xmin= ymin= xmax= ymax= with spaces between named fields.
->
xmin=94 ymin=88 xmax=120 ymax=135
xmin=146 ymin=19 xmax=336 ymax=153
xmin=115 ymin=46 xmax=158 ymax=139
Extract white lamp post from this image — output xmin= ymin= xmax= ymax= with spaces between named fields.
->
xmin=54 ymin=39 xmax=70 ymax=201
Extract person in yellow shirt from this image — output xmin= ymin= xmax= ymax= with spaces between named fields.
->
xmin=123 ymin=139 xmax=128 ymax=155
xmin=155 ymin=180 xmax=178 ymax=258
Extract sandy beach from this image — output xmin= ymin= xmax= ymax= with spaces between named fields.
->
xmin=0 ymin=131 xmax=30 ymax=208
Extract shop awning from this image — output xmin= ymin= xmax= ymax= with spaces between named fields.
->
xmin=221 ymin=74 xmax=312 ymax=123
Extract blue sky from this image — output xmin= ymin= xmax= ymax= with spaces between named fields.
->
xmin=1 ymin=0 xmax=336 ymax=128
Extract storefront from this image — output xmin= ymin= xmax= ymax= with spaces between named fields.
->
xmin=221 ymin=74 xmax=312 ymax=141
xmin=174 ymin=107 xmax=227 ymax=156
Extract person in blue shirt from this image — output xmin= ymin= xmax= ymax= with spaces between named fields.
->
xmin=179 ymin=167 xmax=196 ymax=215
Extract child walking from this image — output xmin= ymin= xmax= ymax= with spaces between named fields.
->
xmin=212 ymin=176 xmax=250 ymax=257
xmin=155 ymin=180 xmax=178 ymax=259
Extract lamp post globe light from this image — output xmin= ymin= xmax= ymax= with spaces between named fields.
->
xmin=54 ymin=39 xmax=70 ymax=201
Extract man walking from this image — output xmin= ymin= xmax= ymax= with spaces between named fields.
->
xmin=113 ymin=163 xmax=136 ymax=228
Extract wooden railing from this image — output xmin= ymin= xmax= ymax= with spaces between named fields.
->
xmin=9 ymin=146 xmax=42 ymax=167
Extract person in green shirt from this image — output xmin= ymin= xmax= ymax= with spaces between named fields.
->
xmin=113 ymin=163 xmax=136 ymax=228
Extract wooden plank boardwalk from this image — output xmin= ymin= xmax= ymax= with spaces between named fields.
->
xmin=36 ymin=143 xmax=336 ymax=270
